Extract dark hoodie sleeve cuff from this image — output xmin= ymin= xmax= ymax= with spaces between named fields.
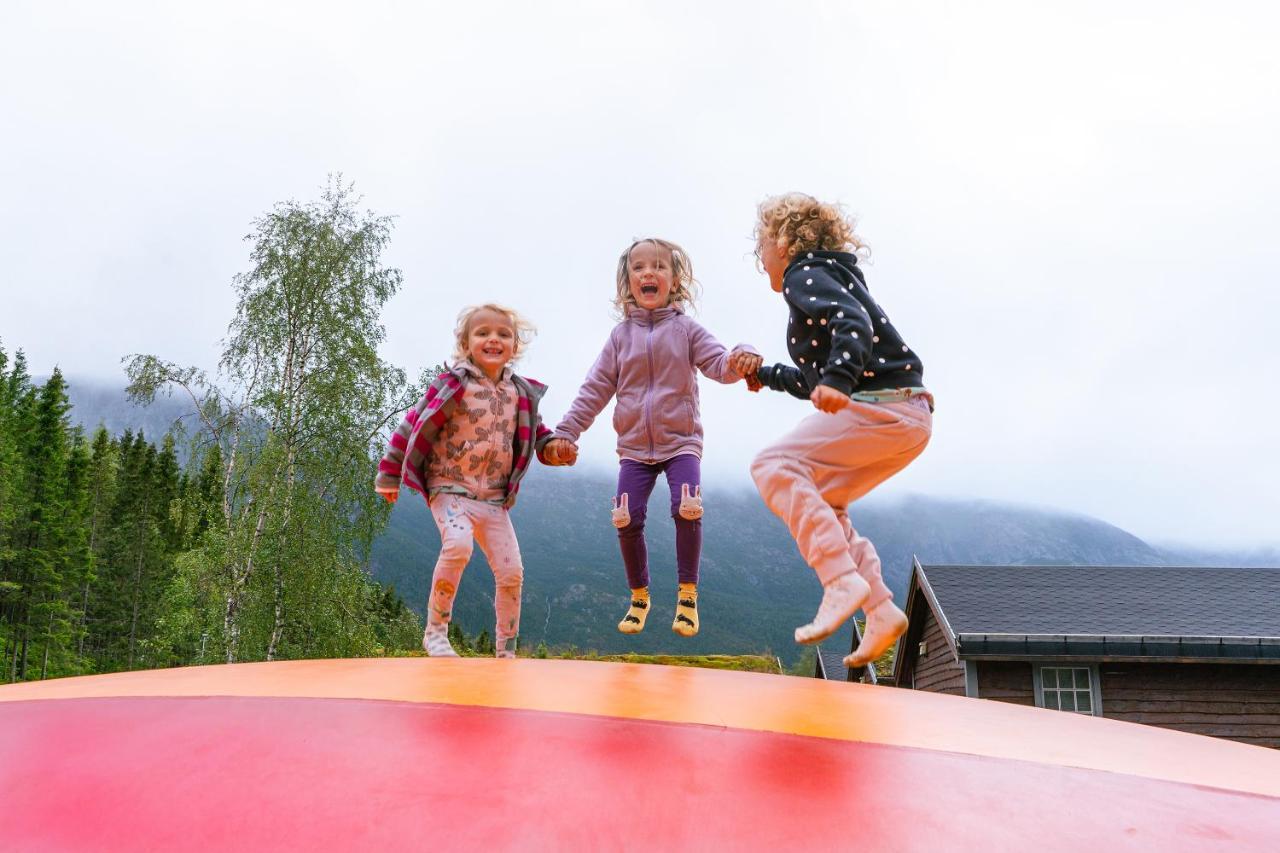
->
xmin=818 ymin=373 xmax=855 ymax=396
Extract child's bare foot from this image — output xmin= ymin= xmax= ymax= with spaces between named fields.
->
xmin=844 ymin=601 xmax=908 ymax=668
xmin=795 ymin=573 xmax=870 ymax=645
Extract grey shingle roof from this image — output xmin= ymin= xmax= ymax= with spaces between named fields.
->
xmin=816 ymin=647 xmax=852 ymax=682
xmin=921 ymin=564 xmax=1280 ymax=638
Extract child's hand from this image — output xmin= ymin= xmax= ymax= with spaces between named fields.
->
xmin=379 ymin=490 xmax=399 ymax=505
xmin=744 ymin=372 xmax=763 ymax=393
xmin=729 ymin=350 xmax=763 ymax=382
xmin=546 ymin=438 xmax=578 ymax=466
xmin=810 ymin=385 xmax=851 ymax=414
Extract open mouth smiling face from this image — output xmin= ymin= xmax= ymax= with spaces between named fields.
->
xmin=628 ymin=241 xmax=675 ymax=310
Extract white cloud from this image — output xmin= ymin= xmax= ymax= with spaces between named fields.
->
xmin=2 ymin=0 xmax=1277 ymax=547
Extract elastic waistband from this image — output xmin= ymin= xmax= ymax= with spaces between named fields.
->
xmin=849 ymin=387 xmax=934 ymax=412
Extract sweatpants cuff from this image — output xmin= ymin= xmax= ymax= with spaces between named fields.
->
xmin=812 ymin=554 xmax=857 ymax=587
xmin=863 ymin=581 xmax=894 ymax=612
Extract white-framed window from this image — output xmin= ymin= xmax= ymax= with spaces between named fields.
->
xmin=1034 ymin=665 xmax=1101 ymax=715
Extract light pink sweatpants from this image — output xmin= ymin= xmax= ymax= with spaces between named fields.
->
xmin=427 ymin=493 xmax=524 ymax=655
xmin=750 ymin=397 xmax=932 ymax=609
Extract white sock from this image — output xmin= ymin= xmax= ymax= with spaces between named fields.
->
xmin=795 ymin=573 xmax=870 ymax=645
xmin=845 ymin=601 xmax=908 ymax=668
xmin=423 ymin=623 xmax=459 ymax=658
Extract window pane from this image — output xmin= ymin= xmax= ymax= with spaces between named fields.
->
xmin=1073 ymin=669 xmax=1091 ymax=689
xmin=1077 ymin=691 xmax=1092 ymax=713
xmin=1042 ymin=669 xmax=1058 ymax=689
xmin=1042 ymin=691 xmax=1059 ymax=710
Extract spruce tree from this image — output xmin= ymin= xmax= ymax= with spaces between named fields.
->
xmin=78 ymin=427 xmax=117 ymax=657
xmin=6 ymin=369 xmax=72 ymax=681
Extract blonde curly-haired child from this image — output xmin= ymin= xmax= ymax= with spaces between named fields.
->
xmin=746 ymin=194 xmax=933 ymax=668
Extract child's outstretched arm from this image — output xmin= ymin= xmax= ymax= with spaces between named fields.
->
xmin=687 ymin=320 xmax=759 ymax=384
xmin=757 ymin=362 xmax=813 ymax=400
xmin=553 ymin=331 xmax=620 ymax=446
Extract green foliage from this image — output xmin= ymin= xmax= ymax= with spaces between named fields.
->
xmin=556 ymin=652 xmax=782 ymax=674
xmin=120 ymin=177 xmax=426 ymax=667
xmin=1 ymin=179 xmax=431 ymax=682
xmin=787 ymin=647 xmax=818 ymax=677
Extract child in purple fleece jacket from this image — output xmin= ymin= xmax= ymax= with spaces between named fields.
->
xmin=546 ymin=238 xmax=760 ymax=638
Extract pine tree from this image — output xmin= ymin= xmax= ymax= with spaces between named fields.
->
xmin=0 ymin=345 xmax=25 ymax=674
xmin=77 ymin=427 xmax=117 ymax=657
xmin=5 ymin=369 xmax=73 ymax=681
xmin=475 ymin=629 xmax=494 ymax=657
xmin=39 ymin=429 xmax=92 ymax=678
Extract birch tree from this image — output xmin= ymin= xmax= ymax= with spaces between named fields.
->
xmin=127 ymin=177 xmax=419 ymax=662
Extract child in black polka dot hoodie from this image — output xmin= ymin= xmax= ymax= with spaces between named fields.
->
xmin=740 ymin=193 xmax=934 ymax=670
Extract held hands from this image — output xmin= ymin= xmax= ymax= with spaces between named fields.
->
xmin=545 ymin=438 xmax=579 ymax=466
xmin=810 ymin=385 xmax=852 ymax=414
xmin=728 ymin=349 xmax=764 ymax=392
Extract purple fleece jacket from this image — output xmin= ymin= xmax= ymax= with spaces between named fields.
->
xmin=554 ymin=305 xmax=755 ymax=463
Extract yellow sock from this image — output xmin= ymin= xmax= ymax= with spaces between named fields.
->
xmin=672 ymin=583 xmax=699 ymax=637
xmin=618 ymin=587 xmax=650 ymax=634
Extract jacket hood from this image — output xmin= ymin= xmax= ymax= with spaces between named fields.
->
xmin=785 ymin=249 xmax=861 ymax=273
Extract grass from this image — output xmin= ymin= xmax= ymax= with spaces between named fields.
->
xmin=396 ymin=647 xmax=783 ymax=674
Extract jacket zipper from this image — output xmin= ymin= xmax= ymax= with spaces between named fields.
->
xmin=644 ymin=317 xmax=655 ymax=462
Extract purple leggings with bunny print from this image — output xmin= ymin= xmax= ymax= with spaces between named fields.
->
xmin=616 ymin=453 xmax=702 ymax=589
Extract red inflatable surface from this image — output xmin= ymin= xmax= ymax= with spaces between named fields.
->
xmin=3 ymin=658 xmax=1278 ymax=850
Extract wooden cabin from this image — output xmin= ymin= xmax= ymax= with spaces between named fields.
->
xmin=892 ymin=561 xmax=1280 ymax=749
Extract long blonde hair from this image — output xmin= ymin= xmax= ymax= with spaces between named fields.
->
xmin=754 ymin=193 xmax=869 ymax=267
xmin=451 ymin=303 xmax=537 ymax=364
xmin=612 ymin=237 xmax=700 ymax=317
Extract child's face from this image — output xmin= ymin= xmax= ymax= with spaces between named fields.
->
xmin=756 ymin=232 xmax=788 ymax=293
xmin=627 ymin=241 xmax=675 ymax=310
xmin=466 ymin=308 xmax=517 ymax=378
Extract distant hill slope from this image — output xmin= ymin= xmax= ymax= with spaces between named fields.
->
xmin=63 ymin=377 xmax=1277 ymax=665
xmin=371 ymin=466 xmax=1174 ymax=665
xmin=60 ymin=376 xmax=193 ymax=441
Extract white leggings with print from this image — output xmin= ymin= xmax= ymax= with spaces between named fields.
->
xmin=427 ymin=493 xmax=524 ymax=655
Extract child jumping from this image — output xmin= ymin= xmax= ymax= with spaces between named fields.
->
xmin=545 ymin=238 xmax=757 ymax=638
xmin=375 ymin=303 xmax=565 ymax=658
xmin=746 ymin=194 xmax=933 ymax=668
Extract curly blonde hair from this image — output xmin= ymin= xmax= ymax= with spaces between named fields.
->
xmin=451 ymin=303 xmax=536 ymax=364
xmin=613 ymin=237 xmax=700 ymax=317
xmin=754 ymin=193 xmax=869 ymax=267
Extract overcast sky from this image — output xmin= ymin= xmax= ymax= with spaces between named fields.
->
xmin=2 ymin=2 xmax=1277 ymax=548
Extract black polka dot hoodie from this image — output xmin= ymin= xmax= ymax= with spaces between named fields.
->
xmin=757 ymin=250 xmax=924 ymax=399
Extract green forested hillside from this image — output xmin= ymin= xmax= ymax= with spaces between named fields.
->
xmin=371 ymin=464 xmax=1171 ymax=665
